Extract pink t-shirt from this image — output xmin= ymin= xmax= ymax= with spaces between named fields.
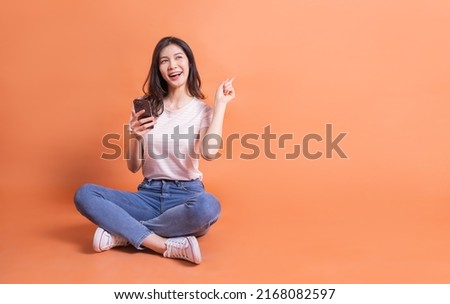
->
xmin=141 ymin=98 xmax=213 ymax=181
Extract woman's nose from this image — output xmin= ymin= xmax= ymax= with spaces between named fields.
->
xmin=168 ymin=59 xmax=177 ymax=69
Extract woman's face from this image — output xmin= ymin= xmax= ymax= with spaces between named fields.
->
xmin=159 ymin=44 xmax=190 ymax=91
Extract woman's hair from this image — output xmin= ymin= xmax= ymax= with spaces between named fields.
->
xmin=141 ymin=36 xmax=205 ymax=117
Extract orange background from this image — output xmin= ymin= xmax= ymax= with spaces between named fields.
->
xmin=1 ymin=0 xmax=450 ymax=283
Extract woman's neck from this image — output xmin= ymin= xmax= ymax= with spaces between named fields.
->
xmin=165 ymin=87 xmax=192 ymax=110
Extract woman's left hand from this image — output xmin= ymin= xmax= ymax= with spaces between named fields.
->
xmin=215 ymin=78 xmax=236 ymax=105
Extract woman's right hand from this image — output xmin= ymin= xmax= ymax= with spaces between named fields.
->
xmin=129 ymin=109 xmax=155 ymax=138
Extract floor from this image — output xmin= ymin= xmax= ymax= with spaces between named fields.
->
xmin=2 ymin=160 xmax=450 ymax=284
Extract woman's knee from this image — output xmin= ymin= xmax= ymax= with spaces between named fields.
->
xmin=73 ymin=183 xmax=99 ymax=212
xmin=195 ymin=192 xmax=221 ymax=223
xmin=189 ymin=193 xmax=221 ymax=236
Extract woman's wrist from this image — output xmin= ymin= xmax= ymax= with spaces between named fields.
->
xmin=127 ymin=124 xmax=143 ymax=140
xmin=214 ymin=100 xmax=228 ymax=112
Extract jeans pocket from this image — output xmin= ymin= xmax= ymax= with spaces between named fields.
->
xmin=137 ymin=179 xmax=157 ymax=191
xmin=179 ymin=181 xmax=204 ymax=193
xmin=137 ymin=180 xmax=146 ymax=191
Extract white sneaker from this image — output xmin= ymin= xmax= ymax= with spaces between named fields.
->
xmin=93 ymin=227 xmax=129 ymax=252
xmin=163 ymin=236 xmax=202 ymax=264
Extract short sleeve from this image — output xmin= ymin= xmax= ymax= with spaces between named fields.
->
xmin=199 ymin=104 xmax=213 ymax=130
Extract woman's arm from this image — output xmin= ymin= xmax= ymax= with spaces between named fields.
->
xmin=126 ymin=107 xmax=155 ymax=172
xmin=200 ymin=78 xmax=236 ymax=160
xmin=126 ymin=134 xmax=143 ymax=173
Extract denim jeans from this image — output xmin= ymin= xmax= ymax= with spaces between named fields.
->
xmin=73 ymin=179 xmax=221 ymax=249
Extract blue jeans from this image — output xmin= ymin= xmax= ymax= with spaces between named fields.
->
xmin=73 ymin=179 xmax=221 ymax=249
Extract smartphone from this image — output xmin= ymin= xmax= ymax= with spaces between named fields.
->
xmin=133 ymin=98 xmax=153 ymax=129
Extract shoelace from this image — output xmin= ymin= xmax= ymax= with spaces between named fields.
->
xmin=110 ymin=234 xmax=129 ymax=247
xmin=165 ymin=238 xmax=190 ymax=259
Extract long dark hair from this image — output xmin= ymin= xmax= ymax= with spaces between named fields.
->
xmin=141 ymin=36 xmax=205 ymax=117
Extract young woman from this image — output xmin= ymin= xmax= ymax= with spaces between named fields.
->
xmin=74 ymin=36 xmax=235 ymax=264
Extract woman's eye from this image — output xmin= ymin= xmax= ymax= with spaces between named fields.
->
xmin=160 ymin=59 xmax=168 ymax=64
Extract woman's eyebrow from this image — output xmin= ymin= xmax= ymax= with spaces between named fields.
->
xmin=160 ymin=52 xmax=184 ymax=60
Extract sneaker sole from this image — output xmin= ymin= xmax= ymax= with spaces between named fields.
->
xmin=186 ymin=236 xmax=202 ymax=264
